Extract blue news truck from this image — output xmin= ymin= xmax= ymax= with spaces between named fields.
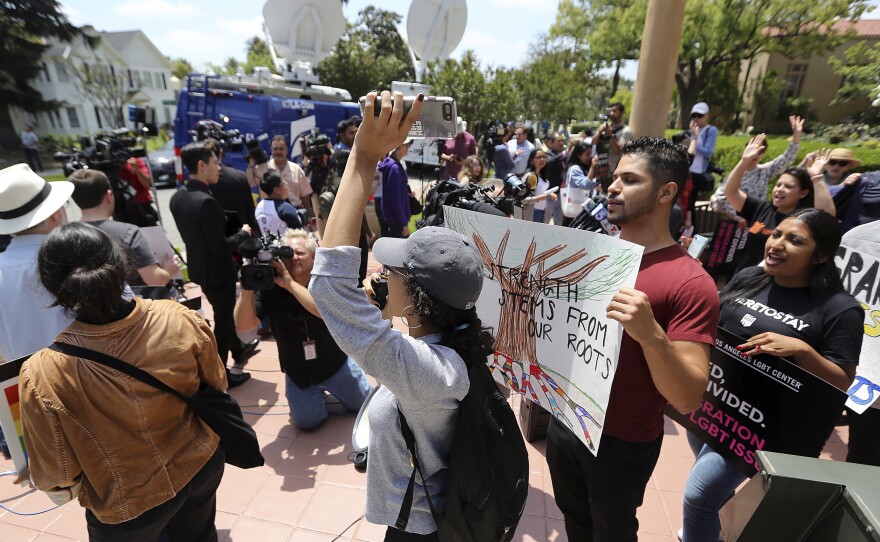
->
xmin=173 ymin=74 xmax=360 ymax=182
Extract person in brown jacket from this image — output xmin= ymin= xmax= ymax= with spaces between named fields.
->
xmin=19 ymin=222 xmax=228 ymax=541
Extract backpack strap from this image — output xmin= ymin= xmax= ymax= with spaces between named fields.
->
xmin=49 ymin=342 xmax=190 ymax=404
xmin=395 ymin=406 xmax=440 ymax=531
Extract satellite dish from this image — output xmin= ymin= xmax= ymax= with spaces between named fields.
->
xmin=407 ymin=0 xmax=467 ymax=79
xmin=263 ymin=0 xmax=346 ymax=63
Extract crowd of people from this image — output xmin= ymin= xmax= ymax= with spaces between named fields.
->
xmin=0 ymin=89 xmax=877 ymax=542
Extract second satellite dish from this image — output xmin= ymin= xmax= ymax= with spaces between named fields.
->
xmin=407 ymin=0 xmax=467 ymax=63
xmin=263 ymin=0 xmax=346 ymax=62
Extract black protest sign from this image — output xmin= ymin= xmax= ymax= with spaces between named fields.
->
xmin=666 ymin=327 xmax=846 ymax=476
xmin=706 ymin=221 xmax=748 ymax=279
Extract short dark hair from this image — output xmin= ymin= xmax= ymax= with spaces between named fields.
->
xmin=181 ymin=142 xmax=214 ymax=173
xmin=260 ymin=169 xmax=283 ymax=196
xmin=337 ymin=116 xmax=361 ymax=135
xmin=609 ymin=102 xmax=625 ymax=112
xmin=68 ymin=169 xmax=111 ymax=209
xmin=620 ymin=136 xmax=689 ymax=196
xmin=39 ymin=222 xmax=131 ymax=323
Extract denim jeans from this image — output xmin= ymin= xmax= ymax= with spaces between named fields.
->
xmin=545 ymin=197 xmax=564 ymax=225
xmin=285 ymin=357 xmax=372 ymax=429
xmin=533 ymin=209 xmax=545 ymax=223
xmin=681 ymin=431 xmax=747 ymax=542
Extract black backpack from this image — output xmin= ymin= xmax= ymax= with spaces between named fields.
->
xmin=396 ymin=362 xmax=529 ymax=541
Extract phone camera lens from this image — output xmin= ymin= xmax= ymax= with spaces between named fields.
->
xmin=443 ymin=103 xmax=452 ymax=121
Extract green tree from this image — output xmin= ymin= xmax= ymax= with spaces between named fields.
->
xmin=829 ymin=40 xmax=880 ymax=120
xmin=171 ymin=58 xmax=194 ymax=79
xmin=553 ymin=0 xmax=871 ymax=129
xmin=316 ymin=6 xmax=414 ymax=99
xmin=243 ymin=37 xmax=275 ymax=74
xmin=0 ymin=0 xmax=94 ymax=146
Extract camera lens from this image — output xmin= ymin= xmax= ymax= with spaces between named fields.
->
xmin=443 ymin=103 xmax=452 ymax=121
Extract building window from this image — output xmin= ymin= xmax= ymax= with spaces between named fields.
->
xmin=127 ymin=68 xmax=133 ymax=88
xmin=66 ymin=107 xmax=81 ymax=129
xmin=164 ymin=106 xmax=171 ymax=123
xmin=45 ymin=112 xmax=56 ymax=129
xmin=154 ymin=72 xmax=162 ymax=88
xmin=781 ymin=62 xmax=808 ymax=99
xmin=55 ymin=62 xmax=70 ymax=82
xmin=161 ymin=73 xmax=167 ymax=90
xmin=143 ymin=71 xmax=153 ymax=88
xmin=41 ymin=62 xmax=51 ymax=82
xmin=94 ymin=106 xmax=103 ymax=129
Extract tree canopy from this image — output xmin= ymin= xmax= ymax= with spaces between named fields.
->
xmin=830 ymin=40 xmax=880 ymax=121
xmin=316 ymin=7 xmax=414 ymax=100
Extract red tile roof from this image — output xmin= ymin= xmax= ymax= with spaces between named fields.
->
xmin=832 ymin=19 xmax=880 ymax=37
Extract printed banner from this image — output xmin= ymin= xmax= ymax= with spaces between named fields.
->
xmin=0 ymin=356 xmax=29 ymax=475
xmin=836 ymin=243 xmax=880 ymax=413
xmin=444 ymin=206 xmax=643 ymax=454
xmin=666 ymin=328 xmax=846 ymax=476
xmin=705 ymin=220 xmax=748 ymax=279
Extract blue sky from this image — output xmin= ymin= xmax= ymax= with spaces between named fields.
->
xmin=60 ymin=0 xmax=877 ymax=82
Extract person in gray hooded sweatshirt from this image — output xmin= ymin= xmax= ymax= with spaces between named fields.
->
xmin=309 ymin=91 xmax=495 ymax=541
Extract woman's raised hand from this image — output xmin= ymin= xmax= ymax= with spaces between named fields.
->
xmin=354 ymin=91 xmax=424 ymax=164
xmin=741 ymin=134 xmax=766 ymax=167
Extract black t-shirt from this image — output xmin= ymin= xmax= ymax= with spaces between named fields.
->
xmin=720 ymin=268 xmax=863 ymax=367
xmin=544 ymin=150 xmax=566 ymax=190
xmin=737 ymin=195 xmax=789 ymax=272
xmin=255 ymin=286 xmax=347 ymax=388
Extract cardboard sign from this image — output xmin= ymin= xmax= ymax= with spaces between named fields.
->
xmin=444 ymin=206 xmax=643 ymax=454
xmin=666 ymin=328 xmax=846 ymax=476
xmin=836 ymin=243 xmax=880 ymax=412
xmin=705 ymin=220 xmax=749 ymax=279
xmin=0 ymin=356 xmax=29 ymax=475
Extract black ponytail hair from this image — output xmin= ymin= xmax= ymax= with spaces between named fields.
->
xmin=403 ymin=274 xmax=495 ymax=368
xmin=38 ymin=222 xmax=132 ymax=323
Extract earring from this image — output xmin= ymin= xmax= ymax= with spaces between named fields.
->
xmin=399 ymin=305 xmax=423 ymax=329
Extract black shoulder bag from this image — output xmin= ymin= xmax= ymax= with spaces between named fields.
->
xmin=49 ymin=342 xmax=264 ymax=469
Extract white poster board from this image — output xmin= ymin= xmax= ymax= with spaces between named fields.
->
xmin=444 ymin=207 xmax=643 ymax=454
xmin=0 ymin=356 xmax=28 ymax=476
xmin=836 ymin=243 xmax=880 ymax=413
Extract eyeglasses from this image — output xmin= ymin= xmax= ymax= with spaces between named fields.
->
xmin=828 ymin=160 xmax=850 ymax=167
xmin=690 ymin=113 xmax=705 ymax=118
xmin=535 ymin=156 xmax=547 ymax=160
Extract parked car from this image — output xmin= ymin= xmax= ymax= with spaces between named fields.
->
xmin=147 ymin=138 xmax=176 ymax=188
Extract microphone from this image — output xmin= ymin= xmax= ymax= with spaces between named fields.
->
xmin=585 ymin=194 xmax=620 ymax=236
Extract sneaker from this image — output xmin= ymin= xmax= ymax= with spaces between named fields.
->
xmin=677 ymin=528 xmax=683 ymax=541
xmin=226 ymin=369 xmax=251 ymax=388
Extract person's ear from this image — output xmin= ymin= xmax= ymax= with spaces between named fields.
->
xmin=658 ymin=181 xmax=678 ymax=204
xmin=104 ymin=190 xmax=114 ymax=204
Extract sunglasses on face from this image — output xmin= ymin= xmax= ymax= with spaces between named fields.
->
xmin=691 ymin=113 xmax=705 ymax=119
xmin=828 ymin=160 xmax=850 ymax=167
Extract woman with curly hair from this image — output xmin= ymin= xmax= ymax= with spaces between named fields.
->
xmin=457 ymin=155 xmax=485 ymax=186
xmin=310 ymin=91 xmax=496 ymax=541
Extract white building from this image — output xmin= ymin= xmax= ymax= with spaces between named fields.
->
xmin=9 ymin=26 xmax=175 ymax=140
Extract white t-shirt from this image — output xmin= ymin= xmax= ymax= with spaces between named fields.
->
xmin=533 ymin=176 xmax=550 ymax=211
xmin=255 ymin=199 xmax=288 ymax=236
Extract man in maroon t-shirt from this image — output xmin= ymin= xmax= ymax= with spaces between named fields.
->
xmin=546 ymin=137 xmax=720 ymax=542
xmin=440 ymin=119 xmax=476 ymax=180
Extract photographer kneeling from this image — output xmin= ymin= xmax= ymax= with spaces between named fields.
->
xmin=310 ymin=91 xmax=495 ymax=539
xmin=234 ymin=229 xmax=371 ymax=429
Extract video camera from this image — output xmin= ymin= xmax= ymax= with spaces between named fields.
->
xmin=191 ymin=119 xmax=270 ymax=164
xmin=238 ymin=233 xmax=294 ymax=291
xmin=54 ymin=129 xmax=147 ymax=177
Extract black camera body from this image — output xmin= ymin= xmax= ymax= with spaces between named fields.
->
xmin=239 ymin=234 xmax=294 ymax=291
xmin=370 ymin=275 xmax=389 ymax=310
xmin=192 ymin=119 xmax=243 ymax=152
xmin=244 ymin=138 xmax=269 ymax=164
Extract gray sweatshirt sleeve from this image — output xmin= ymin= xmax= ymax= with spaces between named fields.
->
xmin=309 ymin=246 xmax=467 ymax=409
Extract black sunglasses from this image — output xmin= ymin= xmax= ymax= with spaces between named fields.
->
xmin=690 ymin=113 xmax=705 ymax=118
xmin=828 ymin=160 xmax=850 ymax=167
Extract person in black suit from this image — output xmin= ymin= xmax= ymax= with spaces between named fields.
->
xmin=171 ymin=142 xmax=257 ymax=387
xmin=203 ymin=140 xmax=259 ymax=234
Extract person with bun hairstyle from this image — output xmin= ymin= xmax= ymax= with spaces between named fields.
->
xmin=19 ymin=222 xmax=228 ymax=541
xmin=309 ymin=91 xmax=495 ymax=540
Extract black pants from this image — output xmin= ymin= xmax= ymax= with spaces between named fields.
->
xmin=847 ymin=407 xmax=880 ymax=467
xmin=86 ymin=447 xmax=224 ymax=542
xmin=24 ymin=148 xmax=43 ymax=172
xmin=203 ymin=282 xmax=243 ymax=365
xmin=384 ymin=527 xmax=440 ymax=541
xmin=546 ymin=418 xmax=662 ymax=542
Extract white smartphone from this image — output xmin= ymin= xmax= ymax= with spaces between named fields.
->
xmin=358 ymin=95 xmax=457 ymax=140
xmin=687 ymin=234 xmax=710 ymax=259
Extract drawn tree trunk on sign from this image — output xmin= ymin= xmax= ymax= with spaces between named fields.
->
xmin=472 ymin=230 xmax=608 ymax=450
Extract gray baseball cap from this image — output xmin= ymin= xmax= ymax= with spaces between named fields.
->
xmin=372 ymin=226 xmax=483 ymax=310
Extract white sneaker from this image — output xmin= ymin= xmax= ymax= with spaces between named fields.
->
xmin=677 ymin=527 xmax=683 ymax=541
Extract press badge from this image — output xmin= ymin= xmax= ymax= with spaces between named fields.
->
xmin=303 ymin=340 xmax=317 ymax=360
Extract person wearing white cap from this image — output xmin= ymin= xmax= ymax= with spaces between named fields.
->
xmin=377 ymin=137 xmax=414 ymax=238
xmin=0 ymin=163 xmax=74 ymax=363
xmin=310 ymin=91 xmax=495 ymax=539
xmin=687 ymin=102 xmax=718 ymax=195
